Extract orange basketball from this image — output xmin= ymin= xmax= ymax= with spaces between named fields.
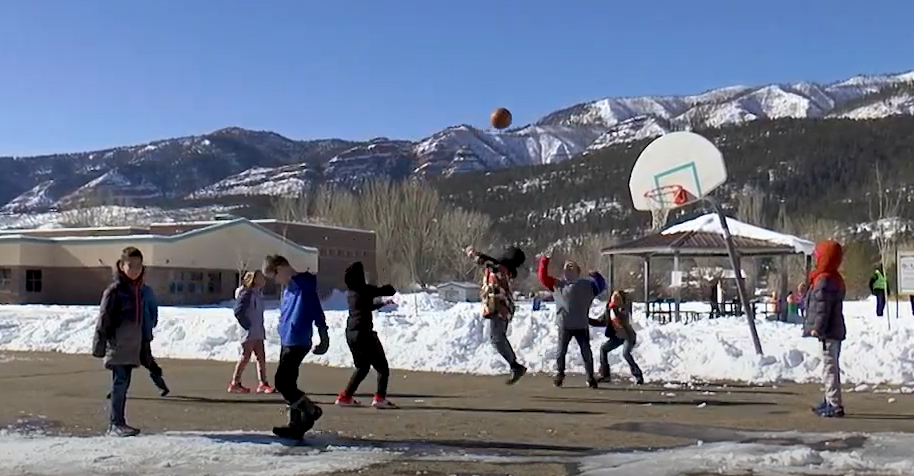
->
xmin=490 ymin=107 xmax=512 ymax=130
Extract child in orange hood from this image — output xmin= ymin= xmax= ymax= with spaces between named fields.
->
xmin=804 ymin=239 xmax=847 ymax=418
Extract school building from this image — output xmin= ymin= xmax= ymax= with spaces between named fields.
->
xmin=0 ymin=218 xmax=376 ymax=305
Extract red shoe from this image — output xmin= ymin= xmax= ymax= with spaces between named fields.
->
xmin=227 ymin=382 xmax=251 ymax=394
xmin=334 ymin=392 xmax=362 ymax=407
xmin=371 ymin=395 xmax=398 ymax=409
xmin=256 ymin=383 xmax=276 ymax=394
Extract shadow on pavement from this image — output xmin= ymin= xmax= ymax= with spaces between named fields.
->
xmin=532 ymin=395 xmax=776 ymax=407
xmin=199 ymin=431 xmax=604 ymax=455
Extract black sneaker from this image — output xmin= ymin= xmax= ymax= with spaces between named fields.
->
xmin=586 ymin=378 xmax=598 ymax=389
xmin=553 ymin=374 xmax=565 ymax=387
xmin=506 ymin=365 xmax=527 ymax=385
xmin=597 ymin=375 xmax=612 ymax=384
xmin=635 ymin=375 xmax=645 ymax=385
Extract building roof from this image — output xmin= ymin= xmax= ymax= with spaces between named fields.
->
xmin=0 ymin=218 xmax=318 ymax=254
xmin=602 ymin=214 xmax=814 ymax=258
xmin=0 ymin=218 xmax=375 ymax=237
xmin=438 ymin=281 xmax=479 ymax=289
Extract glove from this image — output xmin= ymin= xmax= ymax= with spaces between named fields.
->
xmin=313 ymin=327 xmax=330 ymax=355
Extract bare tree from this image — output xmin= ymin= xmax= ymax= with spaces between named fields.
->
xmin=436 ymin=208 xmax=494 ymax=282
xmin=735 ymin=185 xmax=767 ymax=292
xmin=868 ymin=163 xmax=905 ymax=274
xmin=58 ymin=190 xmax=133 ymax=227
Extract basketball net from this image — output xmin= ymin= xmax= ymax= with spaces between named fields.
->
xmin=650 ymin=208 xmax=671 ymax=231
xmin=646 ymin=185 xmax=688 ymax=232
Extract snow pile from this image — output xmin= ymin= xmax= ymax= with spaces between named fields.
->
xmin=0 ymin=430 xmax=395 ymax=476
xmin=662 ymin=213 xmax=815 ymax=255
xmin=1 ymin=293 xmax=913 ymax=386
xmin=580 ymin=432 xmax=914 ymax=476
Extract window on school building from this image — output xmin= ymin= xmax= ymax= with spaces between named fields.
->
xmin=207 ymin=272 xmax=223 ymax=294
xmin=169 ymin=270 xmax=224 ymax=295
xmin=25 ymin=269 xmax=42 ymax=293
xmin=0 ymin=268 xmax=11 ymax=289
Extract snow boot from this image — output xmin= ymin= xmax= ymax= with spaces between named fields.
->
xmin=506 ymin=364 xmax=526 ymax=385
xmin=553 ymin=374 xmax=565 ymax=388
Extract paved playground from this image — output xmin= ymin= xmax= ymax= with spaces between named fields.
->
xmin=3 ymin=352 xmax=914 ymax=475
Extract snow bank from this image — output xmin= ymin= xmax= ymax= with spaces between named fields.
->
xmin=1 ymin=293 xmax=913 ymax=386
xmin=0 ymin=429 xmax=395 ymax=476
xmin=580 ymin=432 xmax=914 ymax=476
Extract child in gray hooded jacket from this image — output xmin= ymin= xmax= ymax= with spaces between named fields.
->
xmin=537 ymin=254 xmax=606 ymax=388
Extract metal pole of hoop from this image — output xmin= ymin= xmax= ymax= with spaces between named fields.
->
xmin=703 ymin=196 xmax=764 ymax=355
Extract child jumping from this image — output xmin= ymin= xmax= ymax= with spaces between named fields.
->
xmin=229 ymin=270 xmax=276 ymax=394
xmin=335 ymin=261 xmax=398 ymax=409
xmin=591 ymin=290 xmax=644 ymax=385
xmin=804 ymin=240 xmax=847 ymax=418
xmin=261 ymin=255 xmax=329 ymax=439
xmin=466 ymin=245 xmax=528 ymax=385
xmin=536 ymin=254 xmax=605 ymax=388
xmin=92 ymin=246 xmax=149 ymax=437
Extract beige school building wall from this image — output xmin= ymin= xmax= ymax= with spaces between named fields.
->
xmin=0 ymin=219 xmax=318 ymax=305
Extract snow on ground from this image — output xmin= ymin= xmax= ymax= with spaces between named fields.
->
xmin=0 ymin=429 xmax=396 ymax=476
xmin=0 ymin=204 xmax=241 ymax=230
xmin=2 ymin=427 xmax=914 ymax=476
xmin=579 ymin=432 xmax=914 ymax=476
xmin=1 ymin=292 xmax=913 ymax=387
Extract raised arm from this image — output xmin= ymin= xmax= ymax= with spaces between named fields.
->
xmin=537 ymin=255 xmax=556 ymax=291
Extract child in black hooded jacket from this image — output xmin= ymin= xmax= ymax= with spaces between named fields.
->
xmin=335 ymin=261 xmax=398 ymax=409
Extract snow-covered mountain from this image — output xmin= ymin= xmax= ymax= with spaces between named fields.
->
xmin=1 ymin=69 xmax=913 ymax=212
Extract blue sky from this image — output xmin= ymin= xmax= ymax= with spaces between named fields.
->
xmin=1 ymin=0 xmax=912 ymax=156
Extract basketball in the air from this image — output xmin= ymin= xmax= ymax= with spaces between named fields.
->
xmin=490 ymin=107 xmax=512 ymax=130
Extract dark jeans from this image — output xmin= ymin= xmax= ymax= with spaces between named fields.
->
xmin=487 ymin=316 xmax=519 ymax=368
xmin=109 ymin=365 xmax=133 ymax=426
xmin=875 ymin=290 xmax=887 ymax=317
xmin=556 ymin=328 xmax=594 ymax=379
xmin=910 ymin=295 xmax=914 ymax=316
xmin=275 ymin=345 xmax=311 ymax=405
xmin=599 ymin=335 xmax=643 ymax=381
xmin=344 ymin=331 xmax=390 ymax=398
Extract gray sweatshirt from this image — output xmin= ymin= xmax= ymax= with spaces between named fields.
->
xmin=553 ymin=277 xmax=599 ymax=330
xmin=234 ymin=287 xmax=266 ymax=342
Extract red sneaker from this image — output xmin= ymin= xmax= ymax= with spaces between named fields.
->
xmin=256 ymin=383 xmax=277 ymax=394
xmin=371 ymin=395 xmax=398 ymax=409
xmin=334 ymin=392 xmax=362 ymax=407
xmin=227 ymin=383 xmax=251 ymax=394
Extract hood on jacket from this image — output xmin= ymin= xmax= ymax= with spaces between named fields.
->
xmin=114 ymin=264 xmax=145 ymax=286
xmin=809 ymin=239 xmax=844 ymax=289
xmin=344 ymin=261 xmax=366 ymax=290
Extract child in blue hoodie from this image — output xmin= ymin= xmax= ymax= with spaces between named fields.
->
xmin=262 ymin=254 xmax=329 ymax=440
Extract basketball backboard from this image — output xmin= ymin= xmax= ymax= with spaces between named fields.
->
xmin=629 ymin=131 xmax=728 ymax=211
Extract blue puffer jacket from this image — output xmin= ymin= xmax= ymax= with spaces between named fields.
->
xmin=141 ymin=285 xmax=158 ymax=342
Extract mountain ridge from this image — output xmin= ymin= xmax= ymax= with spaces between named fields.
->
xmin=1 ymin=68 xmax=913 ymax=214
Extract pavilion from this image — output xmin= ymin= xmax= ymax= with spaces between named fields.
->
xmin=600 ymin=213 xmax=815 ymax=323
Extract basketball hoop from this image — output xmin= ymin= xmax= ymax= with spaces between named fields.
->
xmin=644 ymin=185 xmax=689 ymax=231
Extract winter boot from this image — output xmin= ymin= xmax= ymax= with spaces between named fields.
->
xmin=506 ymin=364 xmax=527 ymax=385
xmin=553 ymin=374 xmax=565 ymax=388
